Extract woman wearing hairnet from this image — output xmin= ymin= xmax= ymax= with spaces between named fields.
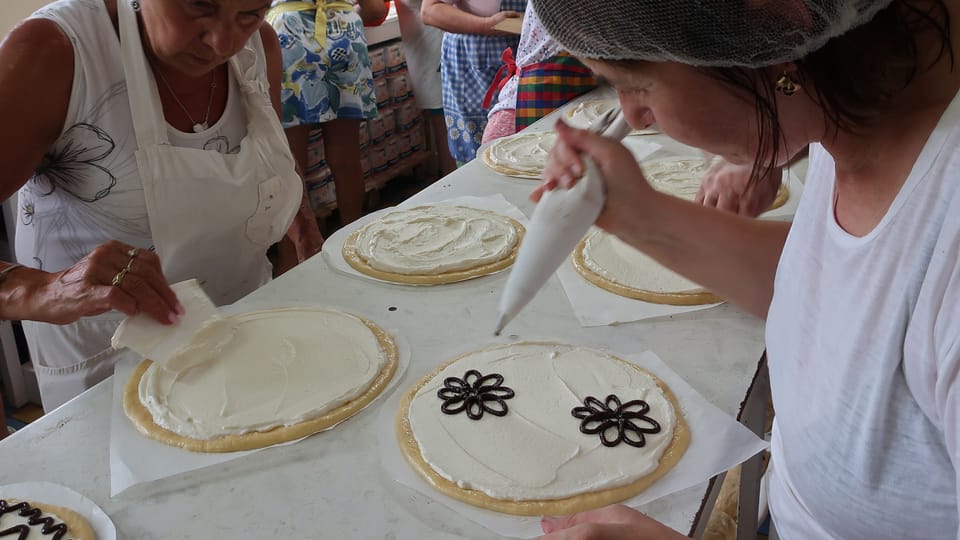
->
xmin=532 ymin=0 xmax=960 ymax=538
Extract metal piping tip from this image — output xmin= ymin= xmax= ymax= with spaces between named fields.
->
xmin=493 ymin=313 xmax=508 ymax=336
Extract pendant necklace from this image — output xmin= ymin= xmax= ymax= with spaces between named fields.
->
xmin=154 ymin=66 xmax=217 ymax=133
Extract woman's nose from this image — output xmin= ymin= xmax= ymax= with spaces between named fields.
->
xmin=201 ymin=20 xmax=242 ymax=57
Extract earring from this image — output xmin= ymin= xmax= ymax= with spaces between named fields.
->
xmin=775 ymin=72 xmax=799 ymax=96
xmin=131 ymin=0 xmax=141 ymax=11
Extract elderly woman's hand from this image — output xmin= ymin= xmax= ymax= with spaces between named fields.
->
xmin=533 ymin=120 xmax=659 ymax=234
xmin=695 ymin=158 xmax=781 ymax=217
xmin=24 ymin=240 xmax=182 ymax=325
xmin=539 ymin=504 xmax=687 ymax=539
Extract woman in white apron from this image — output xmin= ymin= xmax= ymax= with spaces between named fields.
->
xmin=0 ymin=0 xmax=322 ymax=411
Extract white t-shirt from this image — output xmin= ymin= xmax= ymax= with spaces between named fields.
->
xmin=765 ymin=91 xmax=960 ymax=538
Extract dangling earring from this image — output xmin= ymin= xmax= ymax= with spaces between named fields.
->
xmin=131 ymin=0 xmax=141 ymax=11
xmin=775 ymin=72 xmax=799 ymax=96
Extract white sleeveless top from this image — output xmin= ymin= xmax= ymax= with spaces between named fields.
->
xmin=765 ymin=91 xmax=960 ymax=538
xmin=15 ymin=0 xmax=248 ymax=274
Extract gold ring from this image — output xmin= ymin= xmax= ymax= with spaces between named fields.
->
xmin=127 ymin=248 xmax=140 ymax=258
xmin=112 ymin=268 xmax=128 ymax=287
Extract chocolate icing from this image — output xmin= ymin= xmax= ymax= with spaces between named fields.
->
xmin=438 ymin=369 xmax=515 ymax=420
xmin=0 ymin=500 xmax=70 ymax=540
xmin=572 ymin=394 xmax=662 ymax=447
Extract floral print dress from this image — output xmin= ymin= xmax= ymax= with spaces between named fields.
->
xmin=269 ymin=0 xmax=379 ymax=127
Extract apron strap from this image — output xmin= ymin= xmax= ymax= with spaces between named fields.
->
xmin=117 ymin=0 xmax=170 ymax=147
xmin=482 ymin=47 xmax=517 ymax=110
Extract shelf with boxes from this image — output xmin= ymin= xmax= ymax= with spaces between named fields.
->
xmin=304 ymin=39 xmax=431 ymax=219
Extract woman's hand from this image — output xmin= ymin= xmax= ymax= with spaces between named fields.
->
xmin=486 ymin=10 xmax=523 ymax=34
xmin=533 ymin=119 xmax=659 ymax=234
xmin=539 ymin=504 xmax=687 ymax=539
xmin=695 ymin=158 xmax=781 ymax=217
xmin=15 ymin=240 xmax=182 ymax=325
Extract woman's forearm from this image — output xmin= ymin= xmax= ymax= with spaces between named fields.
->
xmin=618 ymin=191 xmax=789 ymax=319
xmin=420 ymin=2 xmax=494 ymax=34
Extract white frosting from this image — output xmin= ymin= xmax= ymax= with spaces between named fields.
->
xmin=0 ymin=501 xmax=77 ymax=540
xmin=139 ymin=308 xmax=386 ymax=440
xmin=487 ymin=131 xmax=558 ymax=175
xmin=488 ymin=130 xmax=661 ymax=177
xmin=642 ymin=158 xmax=706 ymax=201
xmin=582 ymin=230 xmax=704 ymax=293
xmin=565 ymin=100 xmax=659 ymax=134
xmin=355 ymin=205 xmax=519 ymax=274
xmin=565 ymin=100 xmax=618 ymax=129
xmin=408 ymin=342 xmax=676 ymax=501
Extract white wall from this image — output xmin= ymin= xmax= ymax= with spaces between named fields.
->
xmin=1 ymin=0 xmax=56 ymax=36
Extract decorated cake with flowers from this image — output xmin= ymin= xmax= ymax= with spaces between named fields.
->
xmin=396 ymin=341 xmax=689 ymax=515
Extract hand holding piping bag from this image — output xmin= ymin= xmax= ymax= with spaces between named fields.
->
xmin=494 ymin=111 xmax=633 ymax=335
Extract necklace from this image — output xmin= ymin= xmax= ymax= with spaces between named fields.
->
xmin=154 ymin=67 xmax=217 ymax=133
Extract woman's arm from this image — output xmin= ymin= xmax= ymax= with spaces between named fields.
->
xmin=538 ymin=121 xmax=788 ymax=319
xmin=260 ymin=24 xmax=324 ymax=266
xmin=0 ymin=19 xmax=74 ymax=202
xmin=0 ymin=21 xmax=183 ymax=324
xmin=420 ymin=0 xmax=521 ymax=35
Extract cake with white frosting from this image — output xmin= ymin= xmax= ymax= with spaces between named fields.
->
xmin=124 ymin=307 xmax=398 ymax=452
xmin=564 ymin=99 xmax=660 ymax=135
xmin=482 ymin=130 xmax=662 ymax=179
xmin=573 ymin=229 xmax=722 ymax=305
xmin=0 ymin=498 xmax=96 ymax=540
xmin=643 ymin=156 xmax=789 ymax=209
xmin=397 ymin=342 xmax=689 ymax=515
xmin=343 ymin=205 xmax=524 ymax=285
xmin=481 ymin=131 xmax=558 ymax=178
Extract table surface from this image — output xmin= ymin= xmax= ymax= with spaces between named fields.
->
xmin=0 ymin=93 xmax=767 ymax=539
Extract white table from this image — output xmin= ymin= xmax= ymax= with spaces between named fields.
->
xmin=0 ymin=96 xmax=768 ymax=539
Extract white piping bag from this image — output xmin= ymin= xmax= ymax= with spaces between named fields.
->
xmin=494 ymin=112 xmax=633 ymax=335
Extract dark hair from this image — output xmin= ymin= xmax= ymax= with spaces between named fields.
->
xmin=709 ymin=0 xmax=954 ymax=189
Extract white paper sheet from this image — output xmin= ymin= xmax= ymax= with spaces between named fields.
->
xmin=111 ymin=279 xmax=220 ymax=366
xmin=0 ymin=481 xmax=117 ymax=539
xmin=322 ymin=194 xmax=530 ymax=285
xmin=558 ymin=170 xmax=804 ymax=327
xmin=109 ymin=309 xmax=411 ymax=496
xmin=378 ymin=347 xmax=769 ymax=539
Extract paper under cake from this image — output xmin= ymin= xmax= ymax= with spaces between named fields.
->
xmin=397 ymin=342 xmax=689 ymax=515
xmin=124 ymin=307 xmax=398 ymax=452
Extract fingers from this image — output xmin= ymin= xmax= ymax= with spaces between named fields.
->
xmin=97 ymin=241 xmax=182 ymax=324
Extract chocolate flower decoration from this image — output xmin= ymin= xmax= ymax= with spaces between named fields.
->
xmin=437 ymin=369 xmax=515 ymax=420
xmin=572 ymin=394 xmax=661 ymax=448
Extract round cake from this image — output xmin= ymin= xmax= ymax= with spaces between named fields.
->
xmin=573 ymin=230 xmax=722 ymax=305
xmin=343 ymin=205 xmax=524 ymax=285
xmin=481 ymin=131 xmax=557 ymax=178
xmin=397 ymin=342 xmax=689 ymax=516
xmin=124 ymin=307 xmax=398 ymax=452
xmin=564 ymin=99 xmax=659 ymax=135
xmin=0 ymin=498 xmax=96 ymax=540
xmin=642 ymin=156 xmax=789 ymax=210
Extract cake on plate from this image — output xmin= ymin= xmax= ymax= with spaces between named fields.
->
xmin=343 ymin=205 xmax=524 ymax=285
xmin=397 ymin=342 xmax=689 ymax=515
xmin=124 ymin=307 xmax=398 ymax=452
xmin=0 ymin=498 xmax=96 ymax=540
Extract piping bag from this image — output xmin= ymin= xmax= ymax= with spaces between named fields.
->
xmin=494 ymin=112 xmax=633 ymax=335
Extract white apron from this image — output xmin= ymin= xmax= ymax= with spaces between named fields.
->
xmin=24 ymin=0 xmax=302 ymax=411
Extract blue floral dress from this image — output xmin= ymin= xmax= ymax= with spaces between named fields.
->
xmin=440 ymin=0 xmax=525 ymax=163
xmin=269 ymin=0 xmax=379 ymax=126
